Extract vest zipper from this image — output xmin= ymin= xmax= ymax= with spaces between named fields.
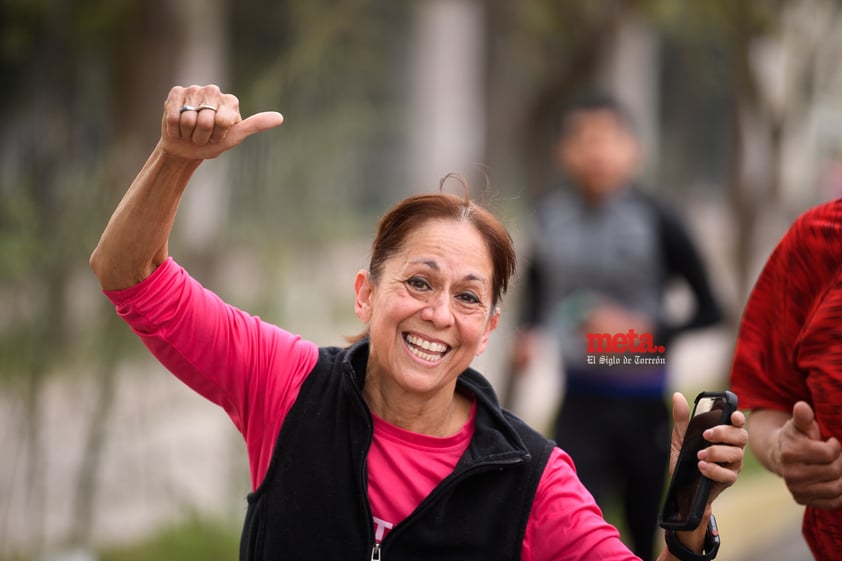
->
xmin=347 ymin=364 xmax=379 ymax=560
xmin=370 ymin=459 xmax=523 ymax=557
xmin=345 ymin=353 xmax=525 ymax=559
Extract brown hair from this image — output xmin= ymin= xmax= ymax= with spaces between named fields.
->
xmin=368 ymin=174 xmax=515 ymax=306
xmin=348 ymin=174 xmax=515 ymax=344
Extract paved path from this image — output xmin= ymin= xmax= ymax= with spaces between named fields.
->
xmin=715 ymin=469 xmax=813 ymax=561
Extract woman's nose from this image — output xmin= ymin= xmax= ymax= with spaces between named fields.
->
xmin=421 ymin=292 xmax=454 ymax=327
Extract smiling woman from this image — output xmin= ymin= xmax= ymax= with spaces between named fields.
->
xmin=355 ymin=216 xmax=500 ymax=437
xmin=89 ymin=84 xmax=748 ymax=561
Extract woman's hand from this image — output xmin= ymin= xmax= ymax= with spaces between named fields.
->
xmin=90 ymin=84 xmax=284 ymax=290
xmin=657 ymin=393 xmax=748 ymax=559
xmin=160 ymin=84 xmax=284 ymax=161
xmin=669 ymin=392 xmax=748 ymax=506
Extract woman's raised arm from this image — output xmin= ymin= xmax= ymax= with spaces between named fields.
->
xmin=89 ymin=84 xmax=283 ymax=290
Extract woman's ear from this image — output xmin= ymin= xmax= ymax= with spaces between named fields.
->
xmin=354 ymin=270 xmax=373 ymax=323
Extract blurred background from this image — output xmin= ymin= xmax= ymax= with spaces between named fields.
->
xmin=3 ymin=0 xmax=842 ymax=559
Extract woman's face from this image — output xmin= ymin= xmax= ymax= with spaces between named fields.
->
xmin=354 ymin=218 xmax=500 ymax=398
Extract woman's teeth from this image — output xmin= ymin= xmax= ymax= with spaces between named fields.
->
xmin=405 ymin=334 xmax=448 ymax=361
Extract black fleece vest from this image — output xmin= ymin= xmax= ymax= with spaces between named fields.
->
xmin=239 ymin=340 xmax=555 ymax=561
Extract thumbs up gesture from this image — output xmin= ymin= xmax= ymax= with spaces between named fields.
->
xmin=774 ymin=401 xmax=842 ymax=509
xmin=159 ymin=84 xmax=284 ymax=161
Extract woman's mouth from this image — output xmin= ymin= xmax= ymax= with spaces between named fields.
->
xmin=404 ymin=333 xmax=450 ymax=363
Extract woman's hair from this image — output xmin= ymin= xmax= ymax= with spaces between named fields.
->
xmin=348 ymin=174 xmax=515 ymax=344
xmin=368 ymin=174 xmax=515 ymax=307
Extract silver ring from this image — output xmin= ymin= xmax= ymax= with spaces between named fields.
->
xmin=179 ymin=105 xmax=199 ymax=113
xmin=197 ymin=104 xmax=218 ymax=112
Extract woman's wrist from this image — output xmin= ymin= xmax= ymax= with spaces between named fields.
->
xmin=665 ymin=514 xmax=720 ymax=560
xmin=154 ymin=140 xmax=205 ymax=171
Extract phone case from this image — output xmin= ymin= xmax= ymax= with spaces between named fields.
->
xmin=658 ymin=390 xmax=738 ymax=531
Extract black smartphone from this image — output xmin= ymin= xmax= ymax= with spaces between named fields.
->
xmin=658 ymin=390 xmax=738 ymax=531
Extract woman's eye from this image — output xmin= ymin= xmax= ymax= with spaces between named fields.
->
xmin=457 ymin=292 xmax=481 ymax=305
xmin=406 ymin=276 xmax=430 ymax=290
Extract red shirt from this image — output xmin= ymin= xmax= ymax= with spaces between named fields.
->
xmin=730 ymin=199 xmax=842 ymax=559
xmin=107 ymin=257 xmax=639 ymax=560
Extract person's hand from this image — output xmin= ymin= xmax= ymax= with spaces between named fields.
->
xmin=771 ymin=401 xmax=842 ymax=509
xmin=159 ymin=84 xmax=284 ymax=161
xmin=668 ymin=393 xmax=748 ymax=506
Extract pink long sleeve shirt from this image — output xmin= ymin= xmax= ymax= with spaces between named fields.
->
xmin=105 ymin=257 xmax=639 ymax=561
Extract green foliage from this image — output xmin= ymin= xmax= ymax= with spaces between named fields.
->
xmin=226 ymin=0 xmax=413 ymax=243
xmin=98 ymin=517 xmax=240 ymax=561
xmin=0 ymin=184 xmax=37 ymax=281
xmin=650 ymin=0 xmax=779 ymax=39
